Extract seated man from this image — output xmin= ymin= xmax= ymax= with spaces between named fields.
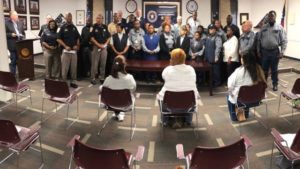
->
xmin=157 ymin=48 xmax=200 ymax=128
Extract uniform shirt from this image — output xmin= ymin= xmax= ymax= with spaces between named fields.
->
xmin=223 ymin=36 xmax=239 ymax=62
xmin=57 ymin=23 xmax=80 ymax=48
xmin=101 ymin=72 xmax=136 ymax=93
xmin=129 ymin=28 xmax=145 ymax=50
xmin=173 ymin=23 xmax=181 ymax=38
xmin=217 ymin=29 xmax=227 ymax=43
xmin=81 ymin=25 xmax=92 ymax=48
xmin=258 ymin=23 xmax=287 ymax=53
xmin=158 ymin=64 xmax=200 ymax=101
xmin=239 ymin=31 xmax=255 ymax=56
xmin=204 ymin=34 xmax=222 ymax=63
xmin=189 ymin=38 xmax=205 ymax=58
xmin=91 ymin=23 xmax=110 ymax=44
xmin=41 ymin=29 xmax=58 ymax=47
xmin=228 ymin=66 xmax=254 ymax=104
xmin=187 ymin=18 xmax=200 ymax=35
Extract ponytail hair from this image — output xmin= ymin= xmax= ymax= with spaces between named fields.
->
xmin=111 ymin=55 xmax=127 ymax=78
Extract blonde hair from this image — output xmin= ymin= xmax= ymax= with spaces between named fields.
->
xmin=170 ymin=48 xmax=186 ymax=65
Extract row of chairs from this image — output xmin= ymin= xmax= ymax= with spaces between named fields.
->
xmin=1 ymin=118 xmax=300 ymax=169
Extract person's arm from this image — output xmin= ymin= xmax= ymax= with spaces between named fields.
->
xmin=256 ymin=32 xmax=262 ymax=57
xmin=109 ymin=37 xmax=120 ymax=55
xmin=279 ymin=27 xmax=288 ymax=56
xmin=129 ymin=75 xmax=137 ymax=92
xmin=194 ymin=46 xmax=205 ymax=57
xmin=57 ymin=27 xmax=71 ymax=50
xmin=241 ymin=32 xmax=255 ymax=56
xmin=227 ymin=69 xmax=238 ymax=92
xmin=214 ymin=36 xmax=222 ymax=62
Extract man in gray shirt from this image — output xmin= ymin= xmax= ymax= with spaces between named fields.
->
xmin=257 ymin=10 xmax=287 ymax=91
xmin=128 ymin=19 xmax=145 ymax=59
xmin=239 ymin=21 xmax=255 ymax=56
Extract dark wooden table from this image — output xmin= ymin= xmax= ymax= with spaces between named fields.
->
xmin=126 ymin=60 xmax=213 ymax=96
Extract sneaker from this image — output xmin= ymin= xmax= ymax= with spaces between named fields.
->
xmin=70 ymin=83 xmax=78 ymax=88
xmin=90 ymin=79 xmax=97 ymax=85
xmin=112 ymin=113 xmax=118 ymax=120
xmin=172 ymin=121 xmax=183 ymax=129
xmin=117 ymin=112 xmax=125 ymax=122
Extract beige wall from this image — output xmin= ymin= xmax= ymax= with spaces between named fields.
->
xmin=219 ymin=0 xmax=231 ymax=26
xmin=93 ymin=0 xmax=105 ymax=22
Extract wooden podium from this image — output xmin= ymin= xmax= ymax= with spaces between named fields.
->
xmin=16 ymin=39 xmax=39 ymax=80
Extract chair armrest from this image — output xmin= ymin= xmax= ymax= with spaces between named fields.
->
xmin=271 ymin=128 xmax=285 ymax=142
xmin=19 ymin=78 xmax=29 ymax=84
xmin=241 ymin=135 xmax=253 ymax=150
xmin=176 ymin=144 xmax=185 ymax=159
xmin=28 ymin=123 xmax=41 ymax=134
xmin=66 ymin=135 xmax=80 ymax=148
xmin=134 ymin=146 xmax=145 ymax=162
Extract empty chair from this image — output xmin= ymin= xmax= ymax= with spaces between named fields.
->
xmin=176 ymin=135 xmax=252 ymax=169
xmin=277 ymin=78 xmax=300 ymax=123
xmin=270 ymin=128 xmax=300 ymax=169
xmin=0 ymin=70 xmax=32 ymax=110
xmin=41 ymin=79 xmax=79 ymax=128
xmin=67 ymin=135 xmax=145 ymax=169
xmin=0 ymin=119 xmax=44 ymax=168
xmin=159 ymin=90 xmax=199 ymax=138
xmin=98 ymin=87 xmax=136 ymax=140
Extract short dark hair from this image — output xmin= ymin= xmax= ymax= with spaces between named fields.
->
xmin=116 ymin=23 xmax=124 ymax=30
xmin=111 ymin=55 xmax=127 ymax=78
xmin=269 ymin=10 xmax=277 ymax=16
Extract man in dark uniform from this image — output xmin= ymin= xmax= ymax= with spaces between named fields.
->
xmin=57 ymin=13 xmax=81 ymax=88
xmin=257 ymin=10 xmax=287 ymax=91
xmin=79 ymin=18 xmax=92 ymax=78
xmin=5 ymin=10 xmax=25 ymax=75
xmin=90 ymin=14 xmax=111 ymax=85
xmin=223 ymin=15 xmax=240 ymax=39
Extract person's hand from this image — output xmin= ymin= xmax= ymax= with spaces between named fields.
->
xmin=192 ymin=54 xmax=196 ymax=60
xmin=65 ymin=46 xmax=71 ymax=51
xmin=227 ymin=57 xmax=232 ymax=65
xmin=12 ymin=33 xmax=17 ymax=37
xmin=73 ymin=46 xmax=79 ymax=51
xmin=50 ymin=46 xmax=55 ymax=50
xmin=279 ymin=53 xmax=284 ymax=59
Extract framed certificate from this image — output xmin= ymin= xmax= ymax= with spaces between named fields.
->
xmin=76 ymin=10 xmax=85 ymax=26
xmin=240 ymin=13 xmax=249 ymax=25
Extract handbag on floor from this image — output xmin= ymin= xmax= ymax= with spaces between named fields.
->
xmin=235 ymin=107 xmax=246 ymax=122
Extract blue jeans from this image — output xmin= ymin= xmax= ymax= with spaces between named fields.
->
xmin=261 ymin=48 xmax=280 ymax=86
xmin=9 ymin=51 xmax=18 ymax=75
xmin=227 ymin=96 xmax=250 ymax=121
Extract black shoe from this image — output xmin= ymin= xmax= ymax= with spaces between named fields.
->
xmin=70 ymin=83 xmax=78 ymax=88
xmin=273 ymin=85 xmax=278 ymax=91
xmin=90 ymin=79 xmax=97 ymax=85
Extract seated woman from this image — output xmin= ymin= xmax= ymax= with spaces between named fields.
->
xmin=227 ymin=52 xmax=266 ymax=121
xmin=157 ymin=48 xmax=200 ymax=127
xmin=100 ymin=55 xmax=136 ymax=121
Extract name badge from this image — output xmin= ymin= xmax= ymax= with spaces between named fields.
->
xmin=64 ymin=28 xmax=68 ymax=32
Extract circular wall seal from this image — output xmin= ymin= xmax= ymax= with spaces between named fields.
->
xmin=147 ymin=10 xmax=158 ymax=23
xmin=125 ymin=0 xmax=137 ymax=13
xmin=186 ymin=0 xmax=198 ymax=14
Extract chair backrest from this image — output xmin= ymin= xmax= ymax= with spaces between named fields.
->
xmin=0 ymin=71 xmax=18 ymax=88
xmin=291 ymin=78 xmax=300 ymax=95
xmin=44 ymin=79 xmax=70 ymax=98
xmin=162 ymin=91 xmax=196 ymax=113
xmin=73 ymin=139 xmax=130 ymax=169
xmin=101 ymin=87 xmax=132 ymax=109
xmin=190 ymin=138 xmax=246 ymax=169
xmin=0 ymin=119 xmax=21 ymax=144
xmin=237 ymin=82 xmax=267 ymax=104
xmin=291 ymin=129 xmax=300 ymax=153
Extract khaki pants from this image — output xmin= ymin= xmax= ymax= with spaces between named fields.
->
xmin=61 ymin=51 xmax=77 ymax=82
xmin=44 ymin=48 xmax=61 ymax=79
xmin=91 ymin=46 xmax=107 ymax=80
